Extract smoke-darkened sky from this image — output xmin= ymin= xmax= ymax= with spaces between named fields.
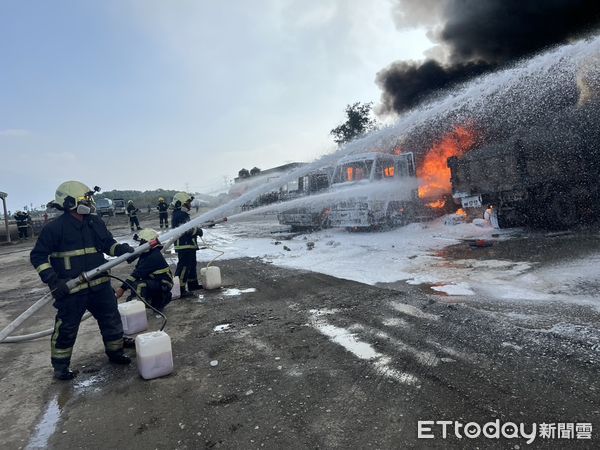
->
xmin=377 ymin=0 xmax=600 ymax=114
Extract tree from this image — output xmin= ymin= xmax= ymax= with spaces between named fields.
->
xmin=330 ymin=102 xmax=378 ymax=146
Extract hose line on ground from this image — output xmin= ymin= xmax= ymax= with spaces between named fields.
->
xmin=0 ymin=291 xmax=92 ymax=343
xmin=1 ymin=276 xmax=168 ymax=343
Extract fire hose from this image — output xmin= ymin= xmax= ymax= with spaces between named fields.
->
xmin=0 ymin=216 xmax=227 ymax=343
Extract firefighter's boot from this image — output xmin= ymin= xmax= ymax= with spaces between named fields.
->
xmin=108 ymin=351 xmax=132 ymax=365
xmin=179 ymin=286 xmax=194 ymax=298
xmin=53 ymin=365 xmax=78 ymax=380
xmin=187 ymin=279 xmax=202 ymax=291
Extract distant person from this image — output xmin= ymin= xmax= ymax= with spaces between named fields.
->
xmin=157 ymin=197 xmax=169 ymax=229
xmin=484 ymin=205 xmax=494 ymax=224
xmin=115 ymin=228 xmax=173 ymax=311
xmin=30 ymin=180 xmax=135 ymax=380
xmin=171 ymin=192 xmax=203 ymax=297
xmin=14 ymin=210 xmax=31 ymax=240
xmin=126 ymin=200 xmax=141 ymax=232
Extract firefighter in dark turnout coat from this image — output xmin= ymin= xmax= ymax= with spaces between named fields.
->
xmin=171 ymin=192 xmax=203 ymax=297
xmin=116 ymin=228 xmax=173 ymax=311
xmin=30 ymin=181 xmax=135 ymax=380
xmin=127 ymin=200 xmax=141 ymax=231
xmin=14 ymin=210 xmax=31 ymax=239
xmin=157 ymin=197 xmax=169 ymax=229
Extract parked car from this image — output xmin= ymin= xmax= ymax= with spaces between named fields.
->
xmin=113 ymin=198 xmax=127 ymax=215
xmin=96 ymin=198 xmax=115 ymax=217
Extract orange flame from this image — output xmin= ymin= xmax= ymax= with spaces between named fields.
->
xmin=418 ymin=126 xmax=476 ymax=199
xmin=426 ymin=199 xmax=446 ymax=209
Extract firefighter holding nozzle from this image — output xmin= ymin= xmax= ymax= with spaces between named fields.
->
xmin=116 ymin=228 xmax=174 ymax=312
xmin=171 ymin=192 xmax=203 ymax=297
xmin=30 ymin=181 xmax=136 ymax=380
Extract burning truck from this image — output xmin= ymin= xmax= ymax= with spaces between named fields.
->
xmin=278 ymin=152 xmax=420 ymax=230
xmin=327 ymin=152 xmax=418 ymax=228
xmin=447 ymin=118 xmax=600 ymax=229
xmin=446 ymin=63 xmax=600 ymax=229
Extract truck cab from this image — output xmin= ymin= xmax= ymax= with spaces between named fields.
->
xmin=113 ymin=198 xmax=127 ymax=215
xmin=328 ymin=152 xmax=417 ymax=228
xmin=277 ymin=167 xmax=333 ymax=230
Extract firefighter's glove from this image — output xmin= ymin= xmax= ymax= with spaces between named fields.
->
xmin=116 ymin=243 xmax=135 ymax=256
xmin=49 ymin=277 xmax=70 ymax=301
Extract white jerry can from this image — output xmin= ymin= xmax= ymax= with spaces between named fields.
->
xmin=135 ymin=331 xmax=174 ymax=380
xmin=200 ymin=266 xmax=222 ymax=290
xmin=118 ymin=300 xmax=148 ymax=335
xmin=171 ymin=276 xmax=181 ymax=300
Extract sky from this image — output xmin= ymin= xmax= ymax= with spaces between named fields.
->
xmin=0 ymin=0 xmax=431 ymax=212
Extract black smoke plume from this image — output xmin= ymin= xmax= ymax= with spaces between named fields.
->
xmin=377 ymin=0 xmax=600 ymax=114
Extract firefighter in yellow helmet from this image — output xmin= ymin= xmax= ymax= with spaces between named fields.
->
xmin=126 ymin=200 xmax=141 ymax=232
xmin=157 ymin=197 xmax=169 ymax=229
xmin=116 ymin=228 xmax=173 ymax=311
xmin=171 ymin=192 xmax=203 ymax=296
xmin=30 ymin=181 xmax=135 ymax=380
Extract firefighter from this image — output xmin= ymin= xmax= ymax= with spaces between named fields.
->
xmin=171 ymin=192 xmax=203 ymax=297
xmin=30 ymin=181 xmax=136 ymax=380
xmin=157 ymin=197 xmax=169 ymax=229
xmin=14 ymin=210 xmax=31 ymax=239
xmin=115 ymin=228 xmax=173 ymax=311
xmin=127 ymin=200 xmax=141 ymax=231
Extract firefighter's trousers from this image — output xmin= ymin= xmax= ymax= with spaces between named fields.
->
xmin=129 ymin=216 xmax=140 ymax=230
xmin=175 ymin=249 xmax=197 ymax=286
xmin=50 ymin=283 xmax=124 ymax=369
xmin=17 ymin=225 xmax=28 ymax=239
xmin=159 ymin=212 xmax=169 ymax=228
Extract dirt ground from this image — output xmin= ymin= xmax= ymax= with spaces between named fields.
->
xmin=1 ymin=214 xmax=599 ymax=449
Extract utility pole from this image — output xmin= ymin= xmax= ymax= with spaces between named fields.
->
xmin=0 ymin=192 xmax=11 ymax=243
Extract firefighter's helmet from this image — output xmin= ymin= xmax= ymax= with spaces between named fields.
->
xmin=173 ymin=192 xmax=194 ymax=208
xmin=158 ymin=197 xmax=165 ymax=202
xmin=54 ymin=181 xmax=95 ymax=210
xmin=137 ymin=228 xmax=159 ymax=243
xmin=128 ymin=200 xmax=133 ymax=204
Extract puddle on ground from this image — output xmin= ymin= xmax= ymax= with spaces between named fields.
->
xmin=222 ymin=288 xmax=256 ymax=297
xmin=26 ymin=396 xmax=61 ymax=449
xmin=26 ymin=370 xmax=107 ymax=449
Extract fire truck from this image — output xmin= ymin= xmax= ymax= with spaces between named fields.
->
xmin=327 ymin=152 xmax=418 ymax=229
